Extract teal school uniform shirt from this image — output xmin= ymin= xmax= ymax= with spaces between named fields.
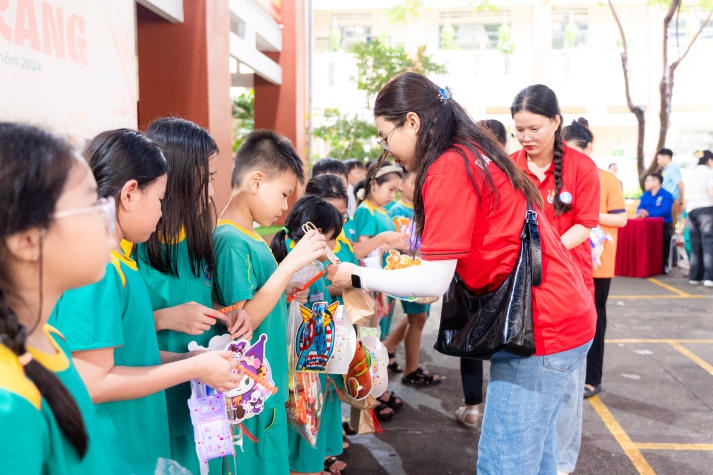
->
xmin=134 ymin=236 xmax=225 ymax=474
xmin=49 ymin=251 xmax=170 ymax=475
xmin=352 ymin=200 xmax=397 ymax=238
xmin=213 ymin=220 xmax=290 ymax=475
xmin=0 ymin=325 xmax=108 ymax=475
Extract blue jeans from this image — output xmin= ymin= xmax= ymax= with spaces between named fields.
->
xmin=688 ymin=206 xmax=713 ymax=282
xmin=555 ymin=354 xmax=587 ymax=472
xmin=477 ymin=340 xmax=592 ymax=475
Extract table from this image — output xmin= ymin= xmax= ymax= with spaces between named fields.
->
xmin=615 ymin=217 xmax=664 ymax=277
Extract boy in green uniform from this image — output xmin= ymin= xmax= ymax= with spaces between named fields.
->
xmin=213 ymin=130 xmax=327 ymax=474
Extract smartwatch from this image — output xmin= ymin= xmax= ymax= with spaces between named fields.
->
xmin=351 ymin=273 xmax=362 ymax=289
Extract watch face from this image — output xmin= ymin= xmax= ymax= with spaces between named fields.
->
xmin=351 ymin=273 xmax=361 ymax=289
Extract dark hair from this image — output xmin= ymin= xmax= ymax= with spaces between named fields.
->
xmin=344 ymin=158 xmax=366 ymax=174
xmin=305 ymin=174 xmax=348 ymax=202
xmin=374 ymin=72 xmax=542 ymax=236
xmin=657 ymin=148 xmax=673 ymax=159
xmin=84 ymin=129 xmax=167 ymax=202
xmin=511 ymin=84 xmax=570 ymax=215
xmin=312 ymin=157 xmax=348 ymax=181
xmin=353 ymin=160 xmax=403 ymax=206
xmin=0 ymin=122 xmax=88 ymax=457
xmin=698 ymin=150 xmax=713 ymax=166
xmin=647 ymin=172 xmax=664 ymax=184
xmin=144 ymin=117 xmax=217 ymax=277
xmin=231 ymin=129 xmax=304 ymax=188
xmin=270 ymin=195 xmax=343 ymax=263
xmin=476 ymin=119 xmax=507 ymax=147
xmin=562 ymin=117 xmax=593 ymax=152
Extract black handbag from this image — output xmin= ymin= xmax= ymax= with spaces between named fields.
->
xmin=433 ymin=205 xmax=542 ymax=360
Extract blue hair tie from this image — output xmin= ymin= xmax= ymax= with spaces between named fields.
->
xmin=439 ymin=86 xmax=453 ymax=101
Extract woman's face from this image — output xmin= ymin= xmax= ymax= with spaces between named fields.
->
xmin=369 ymin=174 xmax=401 ymax=207
xmin=375 ymin=116 xmax=418 ymax=171
xmin=513 ymin=110 xmax=560 ymax=159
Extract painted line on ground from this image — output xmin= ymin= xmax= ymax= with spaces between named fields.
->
xmin=608 ymin=294 xmax=706 ymax=299
xmin=588 ymin=395 xmax=655 ymax=474
xmin=633 ymin=443 xmax=713 ymax=451
xmin=647 ymin=277 xmax=692 ymax=296
xmin=668 ymin=342 xmax=713 ymax=377
xmin=605 ymin=339 xmax=713 ymax=344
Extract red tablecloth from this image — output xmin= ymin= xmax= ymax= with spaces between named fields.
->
xmin=615 ymin=217 xmax=664 ymax=277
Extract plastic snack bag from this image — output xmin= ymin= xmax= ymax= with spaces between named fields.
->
xmin=285 ymin=370 xmax=324 ymax=447
xmin=344 ymin=341 xmax=372 ymax=401
xmin=293 ymin=300 xmax=339 ymax=372
xmin=590 ymin=225 xmax=612 ymax=269
xmin=187 ymin=382 xmax=235 ymax=475
xmin=359 ymin=328 xmax=388 ymax=397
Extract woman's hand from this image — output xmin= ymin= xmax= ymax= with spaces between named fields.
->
xmin=326 ymin=262 xmax=358 ymax=289
xmin=193 ymin=351 xmax=241 ymax=393
xmin=223 ymin=308 xmax=253 ymax=341
xmin=154 ymin=302 xmax=224 ymax=335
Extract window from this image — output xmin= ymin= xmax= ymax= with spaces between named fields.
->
xmin=552 ymin=9 xmax=588 ymax=49
xmin=439 ymin=23 xmax=500 ymax=50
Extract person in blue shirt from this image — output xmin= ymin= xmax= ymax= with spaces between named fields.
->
xmin=636 ymin=172 xmax=675 ymax=273
xmin=657 ymin=148 xmax=684 ymax=225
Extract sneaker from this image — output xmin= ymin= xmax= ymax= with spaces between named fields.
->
xmin=689 ymin=280 xmax=702 ymax=285
xmin=704 ymin=280 xmax=713 ymax=288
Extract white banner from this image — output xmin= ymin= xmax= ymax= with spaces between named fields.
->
xmin=0 ymin=0 xmax=137 ymax=144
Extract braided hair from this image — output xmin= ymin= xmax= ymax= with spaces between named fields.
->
xmin=0 ymin=122 xmax=88 ymax=457
xmin=511 ymin=84 xmax=572 ymax=215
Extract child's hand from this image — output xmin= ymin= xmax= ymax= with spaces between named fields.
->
xmin=194 ymin=351 xmax=241 ymax=393
xmin=382 ymin=231 xmax=410 ymax=252
xmin=224 ymin=308 xmax=253 ymax=341
xmin=282 ymin=229 xmax=326 ymax=273
xmin=286 ymin=283 xmax=310 ymax=304
xmin=326 ymin=262 xmax=358 ymax=289
xmin=156 ymin=302 xmax=223 ymax=335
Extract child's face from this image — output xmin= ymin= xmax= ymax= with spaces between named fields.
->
xmin=254 ymin=171 xmax=298 ymax=226
xmin=45 ymin=159 xmax=115 ymax=291
xmin=369 ymin=175 xmax=401 ymax=207
xmin=122 ymin=174 xmax=167 ymax=243
xmin=348 ymin=168 xmax=366 ymax=186
xmin=323 ymin=197 xmax=348 ymax=223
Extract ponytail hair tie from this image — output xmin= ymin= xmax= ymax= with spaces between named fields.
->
xmin=281 ymin=226 xmax=289 ymax=235
xmin=356 ymin=188 xmax=366 ymax=201
xmin=438 ymin=86 xmax=453 ymax=101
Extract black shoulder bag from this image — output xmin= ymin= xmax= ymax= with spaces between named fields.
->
xmin=433 ymin=204 xmax=541 ymax=360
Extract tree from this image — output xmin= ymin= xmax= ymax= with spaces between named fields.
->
xmin=352 ymin=39 xmax=446 ymax=104
xmin=608 ymin=0 xmax=713 ymax=186
xmin=311 ymin=109 xmax=380 ymax=162
xmin=231 ymin=89 xmax=254 ymax=152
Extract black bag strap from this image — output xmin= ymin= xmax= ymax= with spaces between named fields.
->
xmin=523 ymin=202 xmax=542 ymax=287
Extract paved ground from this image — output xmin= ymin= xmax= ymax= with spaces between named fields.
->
xmin=338 ymin=267 xmax=713 ymax=474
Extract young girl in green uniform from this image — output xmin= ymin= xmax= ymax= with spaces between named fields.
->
xmin=49 ymin=129 xmax=243 ymax=474
xmin=136 ymin=117 xmax=251 ymax=473
xmin=270 ymin=195 xmax=346 ymax=475
xmin=0 ymin=123 xmax=114 ymax=474
xmin=212 ymin=130 xmax=327 ymax=475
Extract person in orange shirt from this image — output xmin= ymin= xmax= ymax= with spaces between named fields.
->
xmin=563 ymin=118 xmax=627 ymax=399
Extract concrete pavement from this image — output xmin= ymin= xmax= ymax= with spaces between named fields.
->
xmin=339 ymin=268 xmax=713 ymax=474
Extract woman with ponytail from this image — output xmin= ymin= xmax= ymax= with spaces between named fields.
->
xmin=327 ymin=72 xmax=595 ymax=473
xmin=511 ymin=87 xmax=600 ymax=475
xmin=0 ymin=122 xmax=114 ymax=473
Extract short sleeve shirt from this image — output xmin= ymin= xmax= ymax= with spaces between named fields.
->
xmin=594 ymin=170 xmax=626 ymax=278
xmin=212 ymin=220 xmax=288 ymax=406
xmin=662 ymin=162 xmax=683 ymax=200
xmin=49 ymin=251 xmax=170 ymax=474
xmin=511 ymin=143 xmax=600 ymax=294
xmin=0 ymin=325 xmax=108 ymax=475
xmin=419 ymin=146 xmax=595 ymax=356
xmin=352 ymin=201 xmax=396 ymax=238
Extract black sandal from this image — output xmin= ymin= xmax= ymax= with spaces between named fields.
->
xmin=373 ymin=402 xmax=394 ymax=421
xmin=402 ymin=367 xmax=442 ymax=386
xmin=342 ymin=421 xmax=356 ymax=436
xmin=387 ymin=352 xmax=403 ymax=373
xmin=377 ymin=390 xmax=403 ymax=411
xmin=324 ymin=455 xmax=347 ymax=474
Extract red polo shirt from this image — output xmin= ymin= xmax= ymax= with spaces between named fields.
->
xmin=511 ymin=144 xmax=600 ymax=295
xmin=420 ymin=146 xmax=595 ymax=356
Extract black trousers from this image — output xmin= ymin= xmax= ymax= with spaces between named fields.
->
xmin=460 ymin=357 xmax=484 ymax=405
xmin=663 ymin=222 xmax=674 ymax=272
xmin=586 ymin=278 xmax=611 ymax=386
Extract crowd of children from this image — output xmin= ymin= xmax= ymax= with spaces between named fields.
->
xmin=0 ymin=116 xmax=427 ymax=475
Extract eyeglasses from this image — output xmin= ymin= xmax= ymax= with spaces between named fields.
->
xmin=376 ymin=125 xmax=400 ymax=154
xmin=53 ymin=197 xmax=116 ymax=235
